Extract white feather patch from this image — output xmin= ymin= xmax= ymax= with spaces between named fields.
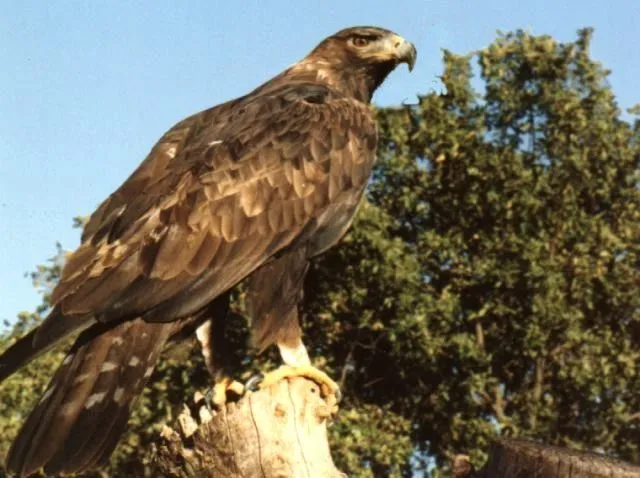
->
xmin=100 ymin=362 xmax=118 ymax=372
xmin=277 ymin=341 xmax=311 ymax=367
xmin=73 ymin=372 xmax=91 ymax=384
xmin=114 ymin=387 xmax=125 ymax=404
xmin=165 ymin=145 xmax=177 ymax=158
xmin=195 ymin=321 xmax=212 ymax=359
xmin=85 ymin=392 xmax=107 ymax=408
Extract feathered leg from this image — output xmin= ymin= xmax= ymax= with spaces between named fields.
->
xmin=247 ymin=250 xmax=340 ymax=406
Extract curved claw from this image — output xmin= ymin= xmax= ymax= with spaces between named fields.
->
xmin=334 ymin=386 xmax=343 ymax=403
xmin=244 ymin=373 xmax=264 ymax=392
xmin=203 ymin=388 xmax=215 ymax=412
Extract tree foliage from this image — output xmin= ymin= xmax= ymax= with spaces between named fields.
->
xmin=1 ymin=28 xmax=638 ymax=476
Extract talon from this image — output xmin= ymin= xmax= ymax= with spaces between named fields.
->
xmin=204 ymin=377 xmax=245 ymax=410
xmin=334 ymin=386 xmax=343 ymax=403
xmin=203 ymin=388 xmax=215 ymax=412
xmin=244 ymin=373 xmax=264 ymax=392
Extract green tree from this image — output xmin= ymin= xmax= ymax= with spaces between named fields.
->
xmin=1 ymin=28 xmax=638 ymax=476
xmin=352 ymin=27 xmax=639 ymax=474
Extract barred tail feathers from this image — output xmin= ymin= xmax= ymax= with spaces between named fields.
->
xmin=6 ymin=318 xmax=175 ymax=477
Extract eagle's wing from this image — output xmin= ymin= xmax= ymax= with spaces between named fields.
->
xmin=2 ymin=84 xmax=378 ymax=477
xmin=37 ymin=83 xmax=377 ymax=344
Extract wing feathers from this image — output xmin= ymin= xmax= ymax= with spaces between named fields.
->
xmin=150 ymin=223 xmax=202 ymax=280
xmin=0 ymin=308 xmax=95 ymax=384
xmin=186 ymin=234 xmax=222 ymax=275
xmin=62 ymin=253 xmax=140 ymax=315
xmin=49 ymin=85 xmax=376 ymax=327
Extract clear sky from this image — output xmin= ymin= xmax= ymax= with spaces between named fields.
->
xmin=1 ymin=1 xmax=638 ymax=324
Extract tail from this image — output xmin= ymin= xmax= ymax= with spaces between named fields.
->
xmin=5 ymin=318 xmax=176 ymax=477
xmin=0 ymin=307 xmax=94 ymax=384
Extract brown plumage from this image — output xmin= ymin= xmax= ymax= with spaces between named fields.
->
xmin=0 ymin=26 xmax=415 ymax=476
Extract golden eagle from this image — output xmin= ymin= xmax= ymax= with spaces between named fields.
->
xmin=0 ymin=26 xmax=416 ymax=476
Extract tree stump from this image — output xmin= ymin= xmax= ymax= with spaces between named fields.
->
xmin=150 ymin=378 xmax=640 ymax=478
xmin=476 ymin=438 xmax=640 ymax=478
xmin=150 ymin=376 xmax=345 ymax=477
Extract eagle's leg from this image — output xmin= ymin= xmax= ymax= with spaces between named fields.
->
xmin=195 ymin=295 xmax=245 ymax=409
xmin=247 ymin=252 xmax=340 ymax=407
xmin=258 ymin=336 xmax=341 ymax=408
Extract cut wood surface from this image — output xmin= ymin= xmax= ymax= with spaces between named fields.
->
xmin=151 ymin=376 xmax=344 ymax=477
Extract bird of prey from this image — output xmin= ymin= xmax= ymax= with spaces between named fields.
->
xmin=0 ymin=26 xmax=416 ymax=476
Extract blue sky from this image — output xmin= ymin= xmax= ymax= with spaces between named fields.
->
xmin=1 ymin=0 xmax=638 ymax=324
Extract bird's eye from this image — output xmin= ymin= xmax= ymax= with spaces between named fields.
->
xmin=352 ymin=36 xmax=371 ymax=48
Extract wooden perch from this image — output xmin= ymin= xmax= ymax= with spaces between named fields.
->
xmin=149 ymin=376 xmax=640 ymax=478
xmin=453 ymin=438 xmax=640 ymax=478
xmin=150 ymin=376 xmax=345 ymax=477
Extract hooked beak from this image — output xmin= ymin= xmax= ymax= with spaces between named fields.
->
xmin=387 ymin=34 xmax=417 ymax=72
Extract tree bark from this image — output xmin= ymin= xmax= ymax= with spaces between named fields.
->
xmin=150 ymin=376 xmax=344 ymax=477
xmin=468 ymin=438 xmax=640 ymax=478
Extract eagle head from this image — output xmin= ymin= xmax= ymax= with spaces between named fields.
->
xmin=323 ymin=26 xmax=417 ymax=72
xmin=300 ymin=26 xmax=417 ymax=102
